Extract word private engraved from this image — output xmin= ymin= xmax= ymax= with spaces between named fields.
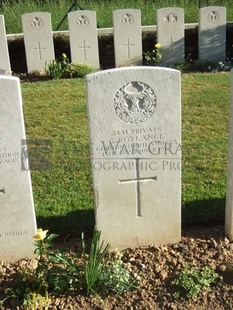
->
xmin=164 ymin=13 xmax=177 ymax=23
xmin=114 ymin=81 xmax=156 ymax=124
xmin=30 ymin=17 xmax=44 ymax=30
xmin=122 ymin=13 xmax=134 ymax=24
xmin=76 ymin=15 xmax=89 ymax=27
xmin=208 ymin=11 xmax=220 ymax=22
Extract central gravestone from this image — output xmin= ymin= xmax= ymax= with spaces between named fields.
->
xmin=0 ymin=75 xmax=37 ymax=261
xmin=86 ymin=67 xmax=181 ymax=249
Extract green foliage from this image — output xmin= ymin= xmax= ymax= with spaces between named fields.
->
xmin=144 ymin=43 xmax=163 ymax=66
xmin=81 ymin=230 xmax=110 ymax=295
xmin=173 ymin=265 xmax=220 ymax=299
xmin=6 ymin=267 xmax=51 ymax=309
xmin=46 ymin=53 xmax=70 ymax=79
xmin=63 ymin=63 xmax=99 ymax=78
xmin=46 ymin=54 xmax=98 ymax=79
xmin=169 ymin=60 xmax=233 ymax=73
xmin=97 ymin=251 xmax=138 ymax=295
xmin=3 ymin=0 xmax=233 ymax=33
xmin=3 ymin=229 xmax=110 ymax=307
xmin=22 ymin=292 xmax=50 ymax=310
xmin=0 ymin=0 xmax=195 ymax=33
xmin=6 ymin=229 xmax=81 ymax=309
xmin=34 ymin=230 xmax=81 ymax=294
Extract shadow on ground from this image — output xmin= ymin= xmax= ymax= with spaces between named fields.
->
xmin=36 ymin=209 xmax=95 ymax=241
xmin=182 ymin=197 xmax=225 ymax=229
xmin=36 ymin=197 xmax=226 ymax=242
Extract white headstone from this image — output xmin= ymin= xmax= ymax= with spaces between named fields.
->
xmin=22 ymin=12 xmax=55 ymax=73
xmin=157 ymin=7 xmax=185 ymax=65
xmin=225 ymin=69 xmax=233 ymax=241
xmin=86 ymin=67 xmax=181 ymax=249
xmin=0 ymin=75 xmax=37 ymax=262
xmin=113 ymin=9 xmax=142 ymax=67
xmin=199 ymin=6 xmax=226 ymax=62
xmin=0 ymin=15 xmax=11 ymax=73
xmin=68 ymin=10 xmax=99 ymax=67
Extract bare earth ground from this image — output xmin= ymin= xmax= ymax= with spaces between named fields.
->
xmin=0 ymin=226 xmax=233 ymax=310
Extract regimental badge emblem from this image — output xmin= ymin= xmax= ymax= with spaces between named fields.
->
xmin=122 ymin=13 xmax=134 ymax=25
xmin=208 ymin=11 xmax=220 ymax=22
xmin=76 ymin=15 xmax=89 ymax=27
xmin=164 ymin=13 xmax=178 ymax=23
xmin=30 ymin=17 xmax=44 ymax=30
xmin=114 ymin=81 xmax=156 ymax=124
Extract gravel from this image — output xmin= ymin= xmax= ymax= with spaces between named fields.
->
xmin=0 ymin=225 xmax=233 ymax=310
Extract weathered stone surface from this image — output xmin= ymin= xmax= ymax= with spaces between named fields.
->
xmin=157 ymin=7 xmax=185 ymax=65
xmin=0 ymin=15 xmax=11 ymax=72
xmin=199 ymin=6 xmax=226 ymax=62
xmin=22 ymin=12 xmax=55 ymax=73
xmin=113 ymin=9 xmax=142 ymax=67
xmin=86 ymin=67 xmax=181 ymax=249
xmin=68 ymin=10 xmax=99 ymax=67
xmin=0 ymin=75 xmax=37 ymax=261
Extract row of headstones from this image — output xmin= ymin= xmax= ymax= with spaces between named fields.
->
xmin=0 ymin=6 xmax=227 ymax=73
xmin=1 ymin=65 xmax=233 ymax=261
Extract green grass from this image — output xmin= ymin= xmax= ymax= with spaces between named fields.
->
xmin=22 ymin=79 xmax=94 ymax=236
xmin=2 ymin=0 xmax=233 ymax=33
xmin=21 ymin=72 xmax=230 ymax=236
xmin=182 ymin=73 xmax=229 ymax=224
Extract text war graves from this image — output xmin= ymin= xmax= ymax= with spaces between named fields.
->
xmin=86 ymin=67 xmax=181 ymax=249
xmin=113 ymin=9 xmax=142 ymax=67
xmin=0 ymin=15 xmax=11 ymax=73
xmin=0 ymin=75 xmax=37 ymax=261
xmin=157 ymin=7 xmax=184 ymax=65
xmin=199 ymin=6 xmax=226 ymax=62
xmin=22 ymin=12 xmax=55 ymax=73
xmin=68 ymin=10 xmax=99 ymax=67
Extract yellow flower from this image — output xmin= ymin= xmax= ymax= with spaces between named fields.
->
xmin=62 ymin=53 xmax=67 ymax=59
xmin=155 ymin=43 xmax=161 ymax=49
xmin=33 ymin=228 xmax=48 ymax=241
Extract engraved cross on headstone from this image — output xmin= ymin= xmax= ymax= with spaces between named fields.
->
xmin=78 ymin=39 xmax=91 ymax=61
xmin=34 ymin=41 xmax=45 ymax=60
xmin=0 ymin=188 xmax=5 ymax=194
xmin=166 ymin=36 xmax=173 ymax=52
xmin=119 ymin=159 xmax=157 ymax=217
xmin=123 ymin=38 xmax=135 ymax=58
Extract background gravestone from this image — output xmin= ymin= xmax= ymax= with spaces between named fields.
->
xmin=113 ymin=9 xmax=142 ymax=67
xmin=68 ymin=10 xmax=99 ymax=67
xmin=199 ymin=6 xmax=226 ymax=62
xmin=225 ymin=68 xmax=233 ymax=241
xmin=0 ymin=75 xmax=37 ymax=262
xmin=86 ymin=67 xmax=181 ymax=249
xmin=0 ymin=15 xmax=11 ymax=73
xmin=157 ymin=7 xmax=184 ymax=65
xmin=22 ymin=12 xmax=55 ymax=73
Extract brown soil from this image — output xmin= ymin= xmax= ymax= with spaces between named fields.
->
xmin=0 ymin=226 xmax=233 ymax=310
